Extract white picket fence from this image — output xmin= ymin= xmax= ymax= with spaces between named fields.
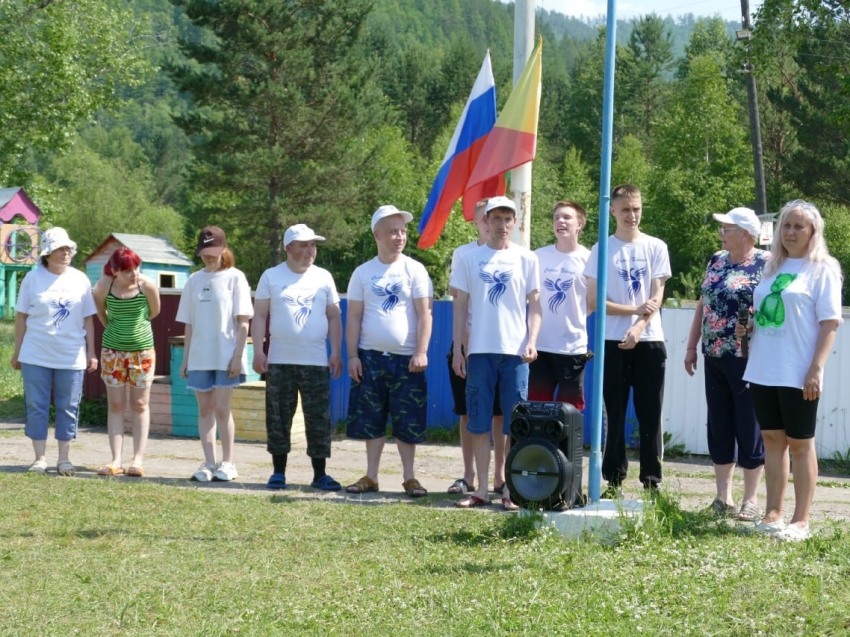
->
xmin=662 ymin=307 xmax=850 ymax=460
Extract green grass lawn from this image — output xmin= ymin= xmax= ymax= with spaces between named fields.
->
xmin=0 ymin=319 xmax=24 ymax=420
xmin=1 ymin=475 xmax=849 ymax=636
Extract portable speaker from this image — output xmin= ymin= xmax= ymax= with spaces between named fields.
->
xmin=506 ymin=401 xmax=583 ymax=510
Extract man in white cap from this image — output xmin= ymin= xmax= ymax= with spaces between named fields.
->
xmin=344 ymin=205 xmax=433 ymax=498
xmin=252 ymin=224 xmax=343 ymax=491
xmin=450 ymin=195 xmax=542 ymax=510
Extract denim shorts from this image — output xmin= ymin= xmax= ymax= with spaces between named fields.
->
xmin=187 ymin=370 xmax=246 ymax=392
xmin=465 ymin=353 xmax=528 ymax=436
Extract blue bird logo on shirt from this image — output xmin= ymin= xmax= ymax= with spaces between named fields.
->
xmin=618 ymin=266 xmax=647 ymax=299
xmin=282 ymin=293 xmax=314 ymax=327
xmin=371 ymin=282 xmax=403 ymax=312
xmin=48 ymin=298 xmax=74 ymax=328
xmin=479 ymin=268 xmax=513 ymax=305
xmin=543 ymin=277 xmax=574 ymax=313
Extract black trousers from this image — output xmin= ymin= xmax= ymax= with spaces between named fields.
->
xmin=601 ymin=340 xmax=666 ymax=487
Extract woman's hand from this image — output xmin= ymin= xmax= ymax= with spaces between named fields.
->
xmin=803 ymin=366 xmax=823 ymax=401
xmin=684 ymin=349 xmax=698 ymax=376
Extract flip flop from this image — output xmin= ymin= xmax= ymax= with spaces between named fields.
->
xmin=97 ymin=464 xmax=125 ymax=476
xmin=456 ymin=495 xmax=491 ymax=509
xmin=447 ymin=478 xmax=472 ymax=494
xmin=502 ymin=497 xmax=520 ymax=512
xmin=311 ymin=474 xmax=342 ymax=491
xmin=127 ymin=466 xmax=145 ymax=478
xmin=266 ymin=473 xmax=287 ymax=490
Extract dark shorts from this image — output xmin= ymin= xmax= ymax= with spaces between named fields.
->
xmin=446 ymin=342 xmax=502 ymax=417
xmin=527 ymin=350 xmax=589 ymax=410
xmin=703 ymin=357 xmax=764 ymax=468
xmin=265 ymin=364 xmax=331 ymax=458
xmin=345 ymin=349 xmax=427 ymax=444
xmin=748 ymin=382 xmax=819 ymax=440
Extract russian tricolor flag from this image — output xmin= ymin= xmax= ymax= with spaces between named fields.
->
xmin=417 ymin=52 xmax=505 ymax=249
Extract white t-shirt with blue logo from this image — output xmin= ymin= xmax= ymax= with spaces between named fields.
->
xmin=347 ymin=255 xmax=433 ymax=356
xmin=535 ymin=244 xmax=590 ymax=355
xmin=450 ymin=243 xmax=540 ymax=356
xmin=255 ymin=262 xmax=340 ymax=366
xmin=585 ymin=234 xmax=671 ymax=342
xmin=16 ymin=265 xmax=97 ymax=370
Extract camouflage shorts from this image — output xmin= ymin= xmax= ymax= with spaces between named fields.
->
xmin=265 ymin=364 xmax=331 ymax=458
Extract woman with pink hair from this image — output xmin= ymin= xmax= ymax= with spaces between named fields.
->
xmin=92 ymin=247 xmax=160 ymax=477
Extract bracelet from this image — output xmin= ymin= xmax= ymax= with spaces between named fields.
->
xmin=686 ymin=347 xmax=697 ymax=351
xmin=348 ymin=354 xmax=359 ymax=359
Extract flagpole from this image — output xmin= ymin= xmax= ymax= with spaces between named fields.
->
xmin=589 ymin=0 xmax=618 ymax=503
xmin=510 ymin=0 xmax=535 ymax=249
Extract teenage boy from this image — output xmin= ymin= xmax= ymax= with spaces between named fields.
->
xmin=584 ymin=184 xmax=671 ymax=493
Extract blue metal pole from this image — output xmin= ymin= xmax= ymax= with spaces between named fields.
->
xmin=588 ymin=0 xmax=618 ymax=503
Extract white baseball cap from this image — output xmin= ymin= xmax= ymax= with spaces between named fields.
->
xmin=39 ymin=227 xmax=77 ymax=257
xmin=371 ymin=205 xmax=413 ymax=231
xmin=712 ymin=207 xmax=760 ymax=240
xmin=485 ymin=196 xmax=517 ymax=214
xmin=284 ymin=224 xmax=326 ymax=247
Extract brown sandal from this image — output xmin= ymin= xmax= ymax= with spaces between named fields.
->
xmin=346 ymin=475 xmax=379 ymax=494
xmin=402 ymin=478 xmax=427 ymax=498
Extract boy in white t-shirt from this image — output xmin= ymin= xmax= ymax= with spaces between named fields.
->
xmin=584 ymin=184 xmax=671 ymax=494
xmin=531 ymin=200 xmax=593 ymax=409
xmin=344 ymin=206 xmax=433 ymax=498
xmin=252 ymin=224 xmax=343 ymax=492
xmin=451 ymin=196 xmax=542 ymax=510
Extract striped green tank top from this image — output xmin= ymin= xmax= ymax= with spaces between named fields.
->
xmin=102 ymin=290 xmax=154 ymax=352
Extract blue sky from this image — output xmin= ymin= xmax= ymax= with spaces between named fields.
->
xmin=532 ymin=0 xmax=762 ymax=23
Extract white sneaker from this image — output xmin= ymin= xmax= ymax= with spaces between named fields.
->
xmin=213 ymin=461 xmax=238 ymax=482
xmin=776 ymin=524 xmax=810 ymax=542
xmin=754 ymin=519 xmax=786 ymax=535
xmin=192 ymin=462 xmax=215 ymax=482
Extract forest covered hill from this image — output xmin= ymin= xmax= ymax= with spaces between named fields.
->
xmin=2 ymin=0 xmax=849 ymax=301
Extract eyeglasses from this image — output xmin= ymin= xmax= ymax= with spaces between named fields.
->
xmin=718 ymin=227 xmax=745 ymax=236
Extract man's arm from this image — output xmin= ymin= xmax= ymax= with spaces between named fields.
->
xmin=619 ymin=277 xmax=667 ymax=349
xmin=523 ymin=290 xmax=541 ymax=363
xmin=409 ymin=296 xmax=432 ymax=372
xmin=452 ymin=290 xmax=470 ymax=378
xmin=327 ymin=303 xmax=343 ymax=379
xmin=346 ymin=300 xmax=364 ymax=383
xmin=251 ymin=298 xmax=270 ymax=374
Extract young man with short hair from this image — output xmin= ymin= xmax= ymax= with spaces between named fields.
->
xmin=584 ymin=184 xmax=671 ymax=493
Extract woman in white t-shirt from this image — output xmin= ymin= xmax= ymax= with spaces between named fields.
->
xmin=740 ymin=200 xmax=843 ymax=541
xmin=10 ymin=228 xmax=98 ymax=476
xmin=176 ymin=226 xmax=253 ymax=483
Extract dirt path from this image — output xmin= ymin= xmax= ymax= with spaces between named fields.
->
xmin=2 ymin=421 xmax=850 ymax=522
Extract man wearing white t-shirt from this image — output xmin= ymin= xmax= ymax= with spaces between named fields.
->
xmin=252 ymin=224 xmax=343 ymax=492
xmin=446 ymin=199 xmax=506 ymax=497
xmin=344 ymin=205 xmax=433 ymax=498
xmin=531 ymin=200 xmax=593 ymax=409
xmin=585 ymin=184 xmax=671 ymax=493
xmin=451 ymin=196 xmax=542 ymax=510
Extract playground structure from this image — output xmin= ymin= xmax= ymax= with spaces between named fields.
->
xmin=0 ymin=188 xmax=41 ymax=318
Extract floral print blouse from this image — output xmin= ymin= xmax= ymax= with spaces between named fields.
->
xmin=699 ymin=249 xmax=770 ymax=358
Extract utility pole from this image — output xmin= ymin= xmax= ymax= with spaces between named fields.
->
xmin=510 ymin=0 xmax=535 ymax=248
xmin=738 ymin=0 xmax=767 ymax=216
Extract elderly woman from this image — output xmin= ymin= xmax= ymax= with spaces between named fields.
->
xmin=740 ymin=200 xmax=842 ymax=541
xmin=10 ymin=228 xmax=98 ymax=476
xmin=93 ymin=247 xmax=161 ymax=477
xmin=685 ymin=208 xmax=768 ymax=521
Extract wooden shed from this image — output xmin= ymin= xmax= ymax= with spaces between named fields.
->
xmin=84 ymin=233 xmax=193 ymax=289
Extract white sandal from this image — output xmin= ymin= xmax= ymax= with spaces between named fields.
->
xmin=28 ymin=459 xmax=47 ymax=474
xmin=56 ymin=460 xmax=75 ymax=477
